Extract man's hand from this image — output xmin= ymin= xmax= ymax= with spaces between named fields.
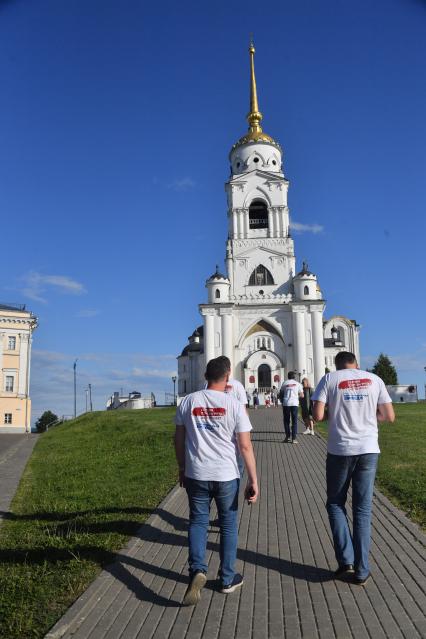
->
xmin=244 ymin=481 xmax=259 ymax=504
xmin=178 ymin=469 xmax=186 ymax=488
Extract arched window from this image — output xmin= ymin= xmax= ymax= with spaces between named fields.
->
xmin=267 ymin=338 xmax=271 ymax=349
xmin=248 ymin=264 xmax=274 ymax=286
xmin=304 ymin=285 xmax=309 ymax=296
xmin=249 ymin=199 xmax=268 ymax=229
xmin=215 ymin=289 xmax=220 ymax=299
xmin=258 ymin=364 xmax=271 ymax=389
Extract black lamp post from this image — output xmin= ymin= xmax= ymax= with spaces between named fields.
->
xmin=73 ymin=359 xmax=78 ymax=418
xmin=172 ymin=376 xmax=177 ymax=405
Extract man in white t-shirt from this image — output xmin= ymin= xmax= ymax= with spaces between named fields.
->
xmin=175 ymin=357 xmax=258 ymax=606
xmin=279 ymin=372 xmax=304 ymax=443
xmin=312 ymin=351 xmax=395 ymax=586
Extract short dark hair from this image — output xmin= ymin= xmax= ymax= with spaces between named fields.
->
xmin=288 ymin=371 xmax=296 ymax=380
xmin=335 ymin=351 xmax=356 ymax=370
xmin=216 ymin=355 xmax=231 ymax=371
xmin=205 ymin=357 xmax=229 ymax=382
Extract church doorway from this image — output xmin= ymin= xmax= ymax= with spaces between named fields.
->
xmin=258 ymin=364 xmax=271 ymax=391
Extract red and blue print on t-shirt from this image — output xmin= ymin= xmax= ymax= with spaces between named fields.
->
xmin=338 ymin=378 xmax=372 ymax=401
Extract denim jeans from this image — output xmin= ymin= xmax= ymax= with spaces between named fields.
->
xmin=326 ymin=453 xmax=378 ymax=579
xmin=185 ymin=477 xmax=239 ymax=585
xmin=282 ymin=405 xmax=299 ymax=439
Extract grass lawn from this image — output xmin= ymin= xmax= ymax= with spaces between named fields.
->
xmin=314 ymin=403 xmax=426 ymax=529
xmin=0 ymin=408 xmax=178 ymax=639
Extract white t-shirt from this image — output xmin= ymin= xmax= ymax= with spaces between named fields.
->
xmin=175 ymin=389 xmax=252 ymax=481
xmin=312 ymin=369 xmax=392 ymax=456
xmin=280 ymin=380 xmax=303 ymax=407
xmin=224 ymin=378 xmax=247 ymax=405
xmin=203 ymin=377 xmax=247 ymax=405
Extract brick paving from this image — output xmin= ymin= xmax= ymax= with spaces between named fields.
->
xmin=46 ymin=409 xmax=426 ymax=639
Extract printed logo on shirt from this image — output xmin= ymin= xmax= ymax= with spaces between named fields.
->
xmin=225 ymin=384 xmax=233 ymax=393
xmin=339 ymin=378 xmax=372 ymax=401
xmin=338 ymin=379 xmax=372 ymax=390
xmin=192 ymin=407 xmax=226 ymax=417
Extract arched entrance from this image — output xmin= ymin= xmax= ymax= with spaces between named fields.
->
xmin=258 ymin=364 xmax=271 ymax=390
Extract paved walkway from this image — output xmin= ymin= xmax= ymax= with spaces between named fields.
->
xmin=47 ymin=409 xmax=426 ymax=639
xmin=0 ymin=433 xmax=39 ymax=524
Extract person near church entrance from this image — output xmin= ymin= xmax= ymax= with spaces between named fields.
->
xmin=271 ymin=386 xmax=279 ymax=407
xmin=175 ymin=357 xmax=259 ymax=605
xmin=279 ymin=372 xmax=304 ymax=443
xmin=301 ymin=378 xmax=315 ymax=435
xmin=253 ymin=389 xmax=259 ymax=409
xmin=312 ymin=351 xmax=395 ymax=586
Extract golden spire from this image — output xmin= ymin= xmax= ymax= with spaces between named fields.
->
xmin=247 ymin=36 xmax=263 ymax=133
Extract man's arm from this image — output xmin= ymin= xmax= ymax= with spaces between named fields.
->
xmin=174 ymin=425 xmax=186 ymax=486
xmin=237 ymin=431 xmax=259 ymax=504
xmin=313 ymin=401 xmax=326 ymax=422
xmin=377 ymin=402 xmax=395 ymax=423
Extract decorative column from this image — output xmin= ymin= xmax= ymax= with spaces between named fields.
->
xmin=220 ymin=309 xmax=234 ymax=372
xmin=268 ymin=207 xmax=274 ymax=238
xmin=18 ymin=332 xmax=29 ymax=396
xmin=243 ymin=208 xmax=249 ymax=236
xmin=311 ymin=306 xmax=326 ymax=385
xmin=0 ymin=332 xmax=5 ymax=377
xmin=291 ymin=306 xmax=306 ymax=377
xmin=232 ymin=210 xmax=238 ymax=239
xmin=202 ymin=310 xmax=216 ymax=367
xmin=274 ymin=208 xmax=280 ymax=237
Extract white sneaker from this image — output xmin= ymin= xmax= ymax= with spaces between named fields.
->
xmin=310 ymin=430 xmax=315 ymax=436
xmin=303 ymin=429 xmax=310 ymax=435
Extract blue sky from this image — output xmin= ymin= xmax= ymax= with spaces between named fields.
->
xmin=1 ymin=0 xmax=425 ymax=421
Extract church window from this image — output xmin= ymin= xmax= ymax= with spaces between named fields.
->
xmin=304 ymin=285 xmax=309 ymax=295
xmin=5 ymin=376 xmax=14 ymax=392
xmin=267 ymin=338 xmax=271 ymax=349
xmin=272 ymin=160 xmax=277 ymax=165
xmin=253 ymin=157 xmax=259 ymax=163
xmin=248 ymin=264 xmax=274 ymax=286
xmin=4 ymin=413 xmax=12 ymax=424
xmin=262 ymin=338 xmax=266 ymax=348
xmin=249 ymin=199 xmax=268 ymax=229
xmin=259 ymin=289 xmax=264 ymax=295
xmin=215 ymin=289 xmax=220 ymax=299
xmin=8 ymin=336 xmax=16 ymax=350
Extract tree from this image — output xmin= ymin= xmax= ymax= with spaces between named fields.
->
xmin=35 ymin=410 xmax=58 ymax=433
xmin=371 ymin=353 xmax=398 ymax=385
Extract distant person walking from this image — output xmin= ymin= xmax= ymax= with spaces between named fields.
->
xmin=279 ymin=372 xmax=304 ymax=443
xmin=312 ymin=351 xmax=395 ymax=585
xmin=253 ymin=389 xmax=259 ymax=409
xmin=271 ymin=386 xmax=278 ymax=407
xmin=300 ymin=377 xmax=315 ymax=435
xmin=175 ymin=357 xmax=258 ymax=605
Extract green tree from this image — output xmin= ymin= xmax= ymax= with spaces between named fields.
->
xmin=371 ymin=353 xmax=398 ymax=385
xmin=35 ymin=410 xmax=59 ymax=433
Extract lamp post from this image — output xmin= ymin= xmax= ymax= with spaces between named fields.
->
xmin=172 ymin=376 xmax=177 ymax=405
xmin=73 ymin=359 xmax=78 ymax=418
xmin=88 ymin=383 xmax=93 ymax=411
xmin=85 ymin=388 xmax=89 ymax=412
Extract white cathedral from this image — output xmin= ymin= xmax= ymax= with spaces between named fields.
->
xmin=178 ymin=43 xmax=360 ymax=397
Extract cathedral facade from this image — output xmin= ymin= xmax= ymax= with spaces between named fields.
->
xmin=178 ymin=43 xmax=360 ymax=397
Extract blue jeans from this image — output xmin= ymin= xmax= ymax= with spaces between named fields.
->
xmin=326 ymin=453 xmax=378 ymax=579
xmin=282 ymin=406 xmax=298 ymax=439
xmin=185 ymin=478 xmax=239 ymax=585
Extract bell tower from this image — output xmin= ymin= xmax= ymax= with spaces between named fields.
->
xmin=225 ymin=39 xmax=295 ymax=299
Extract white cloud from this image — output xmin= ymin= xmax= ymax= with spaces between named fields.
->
xmin=21 ymin=271 xmax=86 ymax=303
xmin=132 ymin=367 xmax=177 ymax=378
xmin=290 ymin=221 xmax=324 ymax=234
xmin=76 ymin=309 xmax=100 ymax=318
xmin=167 ymin=177 xmax=196 ymax=192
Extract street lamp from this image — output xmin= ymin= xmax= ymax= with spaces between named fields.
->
xmin=73 ymin=359 xmax=78 ymax=418
xmin=172 ymin=375 xmax=177 ymax=405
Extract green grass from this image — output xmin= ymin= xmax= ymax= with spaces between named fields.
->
xmin=314 ymin=403 xmax=426 ymax=529
xmin=0 ymin=408 xmax=178 ymax=639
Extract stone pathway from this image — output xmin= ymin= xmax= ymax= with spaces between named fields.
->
xmin=0 ymin=433 xmax=39 ymax=524
xmin=46 ymin=409 xmax=426 ymax=638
